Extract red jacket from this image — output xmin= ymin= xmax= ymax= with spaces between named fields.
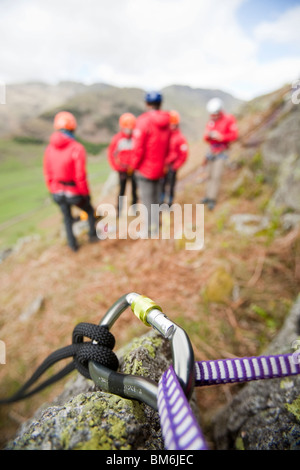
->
xmin=108 ymin=131 xmax=134 ymax=172
xmin=43 ymin=131 xmax=89 ymax=196
xmin=166 ymin=128 xmax=188 ymax=171
xmin=203 ymin=112 xmax=238 ymax=154
xmin=132 ymin=110 xmax=171 ymax=180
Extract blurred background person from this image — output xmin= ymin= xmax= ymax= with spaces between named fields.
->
xmin=201 ymin=98 xmax=238 ymax=210
xmin=160 ymin=110 xmax=188 ymax=206
xmin=108 ymin=112 xmax=138 ymax=217
xmin=43 ymin=111 xmax=98 ymax=251
xmin=132 ymin=91 xmax=171 ymax=236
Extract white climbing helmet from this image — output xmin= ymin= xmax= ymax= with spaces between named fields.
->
xmin=206 ymin=97 xmax=224 ymax=114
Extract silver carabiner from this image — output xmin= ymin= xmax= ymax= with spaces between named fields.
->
xmin=88 ymin=293 xmax=195 ymax=410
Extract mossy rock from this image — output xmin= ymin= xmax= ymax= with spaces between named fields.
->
xmin=202 ymin=267 xmax=234 ymax=303
xmin=231 ymin=167 xmax=263 ymax=200
xmin=6 ymin=392 xmax=150 ymax=450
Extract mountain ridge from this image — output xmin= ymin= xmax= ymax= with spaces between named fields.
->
xmin=0 ymin=81 xmax=243 ymax=143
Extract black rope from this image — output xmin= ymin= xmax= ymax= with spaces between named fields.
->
xmin=0 ymin=322 xmax=119 ymax=404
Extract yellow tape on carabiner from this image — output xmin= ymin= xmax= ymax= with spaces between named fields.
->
xmin=131 ymin=295 xmax=162 ymax=326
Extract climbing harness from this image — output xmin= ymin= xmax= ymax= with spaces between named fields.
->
xmin=1 ymin=293 xmax=300 ymax=451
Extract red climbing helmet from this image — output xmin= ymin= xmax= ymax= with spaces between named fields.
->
xmin=119 ymin=113 xmax=136 ymax=130
xmin=54 ymin=111 xmax=77 ymax=131
xmin=170 ymin=110 xmax=180 ymax=126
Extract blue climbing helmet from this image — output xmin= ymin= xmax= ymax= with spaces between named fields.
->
xmin=145 ymin=90 xmax=162 ymax=104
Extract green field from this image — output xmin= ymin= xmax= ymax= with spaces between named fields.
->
xmin=0 ymin=138 xmax=110 ymax=249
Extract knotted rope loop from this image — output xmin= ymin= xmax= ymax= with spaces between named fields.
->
xmin=0 ymin=322 xmax=119 ymax=404
xmin=72 ymin=322 xmax=119 ymax=378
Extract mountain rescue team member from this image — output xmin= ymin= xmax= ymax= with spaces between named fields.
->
xmin=160 ymin=110 xmax=188 ymax=206
xmin=43 ymin=111 xmax=98 ymax=252
xmin=202 ymin=98 xmax=238 ymax=210
xmin=131 ymin=91 xmax=171 ymax=236
xmin=108 ymin=113 xmax=138 ymax=217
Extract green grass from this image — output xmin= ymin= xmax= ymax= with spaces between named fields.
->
xmin=0 ymin=138 xmax=110 ymax=249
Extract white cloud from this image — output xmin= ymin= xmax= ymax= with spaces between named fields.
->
xmin=254 ymin=5 xmax=300 ymax=43
xmin=0 ymin=0 xmax=299 ymax=100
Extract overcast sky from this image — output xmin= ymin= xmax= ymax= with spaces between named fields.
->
xmin=0 ymin=0 xmax=299 ymax=100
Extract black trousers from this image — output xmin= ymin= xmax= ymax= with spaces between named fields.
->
xmin=52 ymin=193 xmax=96 ymax=249
xmin=160 ymin=169 xmax=177 ymax=205
xmin=117 ymin=171 xmax=138 ymax=214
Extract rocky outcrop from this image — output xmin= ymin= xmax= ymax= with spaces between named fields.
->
xmin=213 ymin=296 xmax=300 ymax=450
xmin=269 ymin=152 xmax=300 ymax=214
xmin=241 ymin=88 xmax=300 ymax=214
xmin=261 ymin=104 xmax=300 ymax=180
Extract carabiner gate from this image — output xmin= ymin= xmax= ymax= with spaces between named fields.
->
xmin=88 ymin=293 xmax=195 ymax=411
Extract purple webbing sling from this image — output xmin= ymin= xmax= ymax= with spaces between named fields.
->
xmin=158 ymin=365 xmax=208 ymax=450
xmin=195 ymin=353 xmax=300 ymax=386
xmin=157 ymin=353 xmax=300 ymax=451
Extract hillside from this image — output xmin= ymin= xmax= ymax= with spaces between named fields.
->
xmin=0 ymin=81 xmax=242 ymax=143
xmin=0 ymin=81 xmax=88 ymax=139
xmin=0 ymin=83 xmax=299 ymax=449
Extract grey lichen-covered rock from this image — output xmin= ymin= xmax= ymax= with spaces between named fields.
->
xmin=242 ymin=93 xmax=300 ymax=215
xmin=261 ymin=104 xmax=300 ymax=178
xmin=268 ymin=152 xmax=300 ymax=214
xmin=8 ymin=392 xmax=153 ymax=451
xmin=260 ymin=101 xmax=300 ymax=214
xmin=213 ymin=295 xmax=300 ymax=450
xmin=5 ymin=330 xmax=176 ymax=450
